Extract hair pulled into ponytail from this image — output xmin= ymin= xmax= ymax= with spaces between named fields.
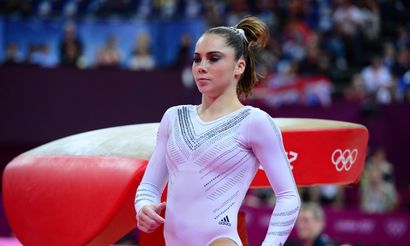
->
xmin=235 ymin=16 xmax=269 ymax=97
xmin=205 ymin=16 xmax=269 ymax=97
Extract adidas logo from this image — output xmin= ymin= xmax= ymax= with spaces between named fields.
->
xmin=218 ymin=215 xmax=231 ymax=227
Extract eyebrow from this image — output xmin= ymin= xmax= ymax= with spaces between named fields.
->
xmin=194 ymin=51 xmax=224 ymax=56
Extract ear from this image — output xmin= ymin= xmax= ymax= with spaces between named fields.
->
xmin=234 ymin=59 xmax=246 ymax=77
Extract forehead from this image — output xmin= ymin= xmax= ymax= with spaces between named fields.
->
xmin=299 ymin=210 xmax=315 ymax=220
xmin=194 ymin=33 xmax=233 ymax=54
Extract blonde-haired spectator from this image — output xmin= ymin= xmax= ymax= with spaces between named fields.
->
xmin=95 ymin=34 xmax=122 ymax=68
xmin=127 ymin=32 xmax=156 ymax=71
xmin=360 ymin=148 xmax=398 ymax=213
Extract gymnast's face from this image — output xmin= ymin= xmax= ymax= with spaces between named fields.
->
xmin=192 ymin=34 xmax=245 ymax=98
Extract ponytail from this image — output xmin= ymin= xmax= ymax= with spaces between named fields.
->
xmin=235 ymin=16 xmax=269 ymax=97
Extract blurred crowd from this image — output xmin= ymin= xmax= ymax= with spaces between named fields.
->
xmin=0 ymin=0 xmax=203 ymax=20
xmin=2 ymin=0 xmax=410 ymax=105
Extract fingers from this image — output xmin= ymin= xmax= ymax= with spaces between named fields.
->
xmin=137 ymin=204 xmax=166 ymax=233
xmin=137 ymin=216 xmax=156 ymax=233
xmin=145 ymin=205 xmax=165 ymax=224
xmin=155 ymin=202 xmax=166 ymax=215
xmin=137 ymin=212 xmax=158 ymax=233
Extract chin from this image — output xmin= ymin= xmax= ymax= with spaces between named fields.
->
xmin=196 ymin=86 xmax=205 ymax=94
xmin=196 ymin=84 xmax=211 ymax=94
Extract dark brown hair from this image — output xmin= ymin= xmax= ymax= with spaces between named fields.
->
xmin=205 ymin=16 xmax=269 ymax=97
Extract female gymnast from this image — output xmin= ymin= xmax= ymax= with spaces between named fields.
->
xmin=135 ymin=16 xmax=301 ymax=246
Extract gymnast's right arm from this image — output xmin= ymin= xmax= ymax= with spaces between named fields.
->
xmin=134 ymin=108 xmax=171 ymax=233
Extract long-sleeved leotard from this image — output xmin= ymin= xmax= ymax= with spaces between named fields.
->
xmin=135 ymin=105 xmax=300 ymax=246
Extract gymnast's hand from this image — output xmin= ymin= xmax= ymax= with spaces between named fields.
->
xmin=137 ymin=202 xmax=166 ymax=233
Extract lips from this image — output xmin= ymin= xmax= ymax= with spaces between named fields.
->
xmin=197 ymin=78 xmax=209 ymax=81
xmin=196 ymin=78 xmax=210 ymax=85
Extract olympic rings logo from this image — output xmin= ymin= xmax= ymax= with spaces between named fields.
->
xmin=331 ymin=149 xmax=358 ymax=172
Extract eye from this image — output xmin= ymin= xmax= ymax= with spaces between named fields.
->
xmin=209 ymin=56 xmax=220 ymax=62
xmin=193 ymin=57 xmax=201 ymax=63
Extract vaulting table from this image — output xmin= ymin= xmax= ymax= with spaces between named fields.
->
xmin=2 ymin=118 xmax=368 ymax=246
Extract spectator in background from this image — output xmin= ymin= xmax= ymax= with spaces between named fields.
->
xmin=3 ymin=42 xmax=24 ymax=65
xmin=396 ymin=25 xmax=410 ymax=51
xmin=333 ymin=0 xmax=365 ymax=67
xmin=253 ymin=0 xmax=277 ymax=32
xmin=298 ymin=32 xmax=330 ymax=75
xmin=323 ymin=28 xmax=348 ymax=71
xmin=127 ymin=32 xmax=155 ymax=71
xmin=37 ymin=0 xmax=53 ymax=18
xmin=358 ymin=0 xmax=381 ymax=43
xmin=175 ymin=33 xmax=199 ymax=104
xmin=268 ymin=61 xmax=299 ymax=88
xmin=398 ymin=70 xmax=410 ymax=102
xmin=392 ymin=48 xmax=409 ymax=101
xmin=24 ymin=43 xmax=38 ymax=65
xmin=59 ymin=21 xmax=83 ymax=68
xmin=255 ymin=35 xmax=279 ymax=78
xmin=282 ymin=0 xmax=312 ymax=44
xmin=182 ymin=0 xmax=202 ymax=19
xmin=287 ymin=202 xmax=337 ymax=246
xmin=366 ymin=147 xmax=395 ymax=184
xmin=203 ymin=0 xmax=225 ymax=27
xmin=225 ymin=0 xmax=249 ymax=27
xmin=360 ymin=147 xmax=398 ymax=214
xmin=281 ymin=0 xmax=312 ymax=64
xmin=361 ymin=55 xmax=394 ymax=104
xmin=281 ymin=30 xmax=306 ymax=63
xmin=156 ymin=0 xmax=178 ymax=20
xmin=134 ymin=0 xmax=153 ymax=19
xmin=30 ymin=43 xmax=57 ymax=68
xmin=344 ymin=73 xmax=367 ymax=102
xmin=393 ymin=48 xmax=410 ymax=79
xmin=62 ymin=0 xmax=80 ymax=18
xmin=381 ymin=42 xmax=396 ymax=72
xmin=174 ymin=33 xmax=193 ymax=69
xmin=95 ymin=34 xmax=121 ymax=68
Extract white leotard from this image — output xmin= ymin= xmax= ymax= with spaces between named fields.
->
xmin=135 ymin=105 xmax=300 ymax=246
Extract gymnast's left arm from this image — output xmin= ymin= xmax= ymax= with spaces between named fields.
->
xmin=247 ymin=111 xmax=301 ymax=246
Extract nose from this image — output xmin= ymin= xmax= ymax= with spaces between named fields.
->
xmin=197 ymin=60 xmax=208 ymax=73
